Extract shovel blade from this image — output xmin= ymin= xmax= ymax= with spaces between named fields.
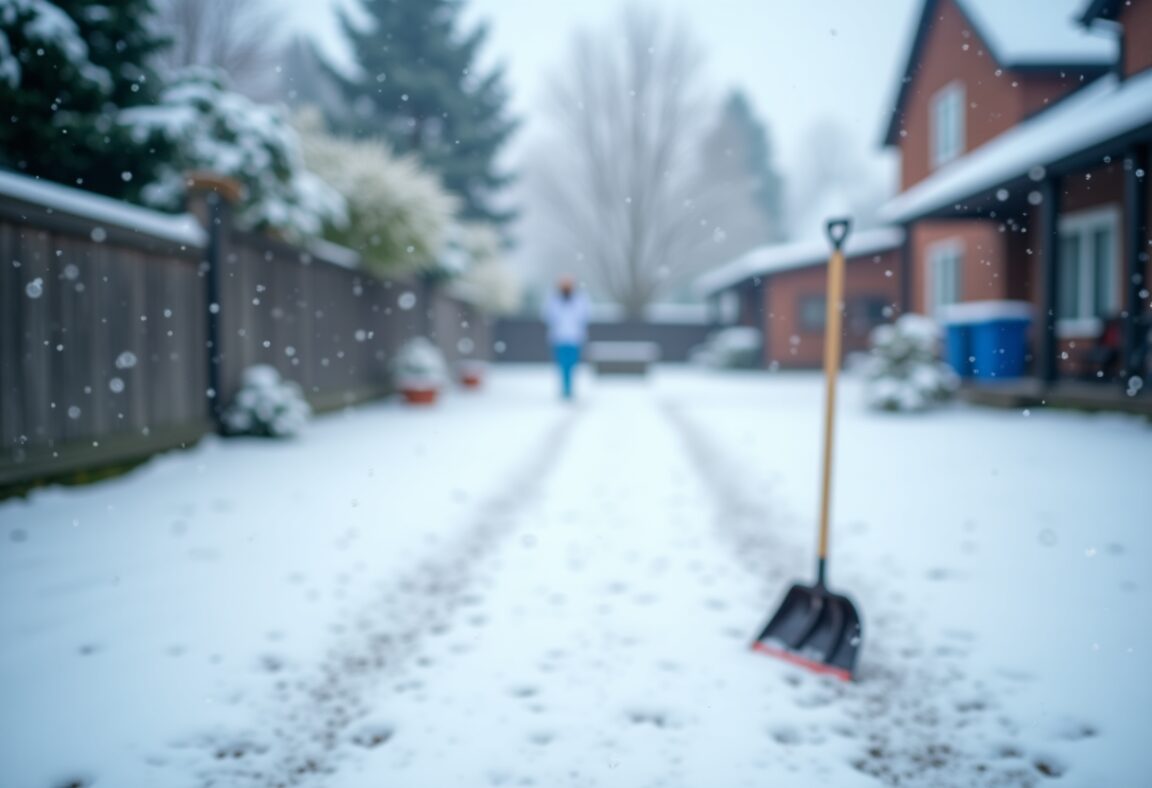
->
xmin=752 ymin=583 xmax=862 ymax=681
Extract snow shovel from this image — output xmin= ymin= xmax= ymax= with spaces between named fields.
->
xmin=751 ymin=217 xmax=862 ymax=682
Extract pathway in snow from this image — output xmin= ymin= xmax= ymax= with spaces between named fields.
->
xmin=218 ymin=378 xmax=1067 ymax=787
xmin=4 ymin=369 xmax=1146 ymax=787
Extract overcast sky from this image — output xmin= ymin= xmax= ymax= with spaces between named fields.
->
xmin=282 ymin=0 xmax=922 ymax=276
xmin=286 ymin=0 xmax=920 ymax=175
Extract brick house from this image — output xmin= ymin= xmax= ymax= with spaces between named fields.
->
xmin=880 ymin=0 xmax=1151 ymax=391
xmin=697 ymin=0 xmax=1150 ymax=403
xmin=697 ymin=228 xmax=904 ymax=368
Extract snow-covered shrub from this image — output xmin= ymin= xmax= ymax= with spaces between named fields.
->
xmin=222 ymin=365 xmax=312 ymax=437
xmin=451 ymin=223 xmax=522 ymax=314
xmin=120 ymin=70 xmax=346 ymax=240
xmin=0 ymin=0 xmax=107 ymax=90
xmin=1 ymin=0 xmax=173 ymax=203
xmin=295 ymin=108 xmax=458 ymax=274
xmin=690 ymin=327 xmax=762 ymax=369
xmin=862 ymin=314 xmax=959 ymax=412
xmin=392 ymin=337 xmax=449 ymax=389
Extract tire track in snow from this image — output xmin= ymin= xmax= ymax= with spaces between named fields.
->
xmin=659 ymin=398 xmax=1074 ymax=788
xmin=189 ymin=410 xmax=583 ymax=788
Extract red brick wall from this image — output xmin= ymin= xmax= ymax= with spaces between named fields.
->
xmin=896 ymin=0 xmax=1087 ymax=190
xmin=763 ymin=250 xmax=903 ymax=368
xmin=1122 ymin=0 xmax=1152 ymax=76
xmin=908 ymin=220 xmax=1012 ymax=315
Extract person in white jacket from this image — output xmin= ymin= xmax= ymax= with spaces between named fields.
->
xmin=542 ymin=275 xmax=589 ymax=400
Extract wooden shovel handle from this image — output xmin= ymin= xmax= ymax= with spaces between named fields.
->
xmin=817 ymin=218 xmax=851 ymax=576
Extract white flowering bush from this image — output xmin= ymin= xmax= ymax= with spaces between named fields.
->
xmin=120 ymin=70 xmax=347 ymax=240
xmin=862 ymin=314 xmax=959 ymax=412
xmin=222 ymin=365 xmax=312 ymax=437
xmin=392 ymin=337 xmax=449 ymax=389
xmin=295 ymin=109 xmax=458 ymax=274
xmin=451 ymin=222 xmax=521 ymax=314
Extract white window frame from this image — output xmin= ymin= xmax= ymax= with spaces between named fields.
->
xmin=926 ymin=239 xmax=964 ymax=317
xmin=930 ymin=81 xmax=966 ymax=168
xmin=1056 ymin=205 xmax=1120 ymax=338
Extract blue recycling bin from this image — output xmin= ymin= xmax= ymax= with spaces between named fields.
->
xmin=943 ymin=323 xmax=974 ymax=378
xmin=941 ymin=301 xmax=1032 ymax=381
xmin=970 ymin=316 xmax=1031 ymax=380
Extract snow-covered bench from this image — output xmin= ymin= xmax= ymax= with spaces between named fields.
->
xmin=586 ymin=341 xmax=660 ymax=376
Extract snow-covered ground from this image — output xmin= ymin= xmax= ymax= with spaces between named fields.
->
xmin=1 ymin=367 xmax=1149 ymax=787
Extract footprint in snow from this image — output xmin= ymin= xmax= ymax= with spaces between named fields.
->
xmin=350 ymin=724 xmax=393 ymax=749
xmin=626 ymin=708 xmax=676 ymax=729
xmin=1052 ymin=720 xmax=1098 ymax=741
xmin=771 ymin=726 xmax=803 ymax=745
xmin=1033 ymin=754 xmax=1067 ymax=778
xmin=258 ymin=654 xmax=286 ymax=673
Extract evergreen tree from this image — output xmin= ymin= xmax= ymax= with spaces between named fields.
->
xmin=694 ymin=90 xmax=786 ymax=256
xmin=325 ymin=0 xmax=517 ymax=227
xmin=0 ymin=0 xmax=172 ymax=201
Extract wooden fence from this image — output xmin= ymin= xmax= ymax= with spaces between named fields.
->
xmin=0 ymin=172 xmax=488 ymax=488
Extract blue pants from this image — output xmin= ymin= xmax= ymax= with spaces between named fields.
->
xmin=553 ymin=343 xmax=581 ymax=399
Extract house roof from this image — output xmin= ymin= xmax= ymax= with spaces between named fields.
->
xmin=1079 ymin=0 xmax=1127 ymax=23
xmin=879 ymin=67 xmax=1152 ymax=223
xmin=694 ymin=226 xmax=905 ymax=297
xmin=881 ymin=0 xmax=1117 ymax=147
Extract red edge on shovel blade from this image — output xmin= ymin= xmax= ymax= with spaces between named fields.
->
xmin=751 ymin=641 xmax=854 ymax=682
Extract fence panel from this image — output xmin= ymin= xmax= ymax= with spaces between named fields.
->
xmin=1 ymin=178 xmax=491 ymax=488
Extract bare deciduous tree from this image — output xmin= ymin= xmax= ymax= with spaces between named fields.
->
xmin=536 ymin=5 xmax=707 ymax=317
xmin=155 ymin=0 xmax=284 ymax=99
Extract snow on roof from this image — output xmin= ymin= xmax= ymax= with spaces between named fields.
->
xmin=695 ymin=226 xmax=905 ymax=297
xmin=882 ymin=0 xmax=1115 ymax=147
xmin=0 ymin=169 xmax=206 ymax=247
xmin=880 ymin=69 xmax=1152 ymax=223
xmin=957 ymin=0 xmax=1116 ymax=65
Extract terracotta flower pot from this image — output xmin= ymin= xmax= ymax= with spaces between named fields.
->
xmin=457 ymin=360 xmax=487 ymax=390
xmin=400 ymin=386 xmax=439 ymax=405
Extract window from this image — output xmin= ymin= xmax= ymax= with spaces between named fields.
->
xmin=927 ymin=240 xmax=963 ymax=316
xmin=799 ymin=295 xmax=826 ymax=331
xmin=1057 ymin=206 xmax=1119 ymax=335
xmin=847 ymin=296 xmax=891 ymax=337
xmin=931 ymin=82 xmax=965 ymax=167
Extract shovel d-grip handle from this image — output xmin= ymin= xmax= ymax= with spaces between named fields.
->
xmin=826 ymin=218 xmax=851 ymax=250
xmin=816 ymin=217 xmax=851 ymax=586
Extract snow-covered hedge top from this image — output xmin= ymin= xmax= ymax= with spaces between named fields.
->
xmin=0 ymin=169 xmax=205 ymax=247
xmin=0 ymin=0 xmax=112 ymax=91
xmin=121 ymin=70 xmax=347 ymax=241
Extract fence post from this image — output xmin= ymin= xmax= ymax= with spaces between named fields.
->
xmin=185 ymin=173 xmax=244 ymax=432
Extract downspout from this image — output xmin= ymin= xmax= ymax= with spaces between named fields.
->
xmin=900 ymin=223 xmax=914 ymax=316
xmin=1122 ymin=144 xmax=1149 ymax=386
xmin=1038 ymin=176 xmax=1062 ymax=386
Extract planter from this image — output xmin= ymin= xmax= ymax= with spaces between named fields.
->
xmin=457 ymin=360 xmax=487 ymax=390
xmin=400 ymin=385 xmax=440 ymax=405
